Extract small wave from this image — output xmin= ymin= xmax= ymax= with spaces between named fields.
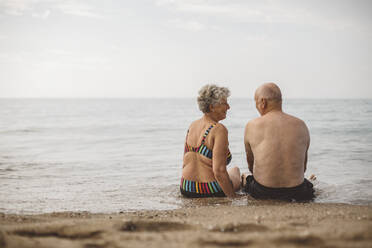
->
xmin=356 ymin=179 xmax=372 ymax=184
xmin=0 ymin=156 xmax=13 ymax=159
xmin=141 ymin=127 xmax=181 ymax=133
xmin=349 ymin=199 xmax=372 ymax=205
xmin=0 ymin=167 xmax=16 ymax=172
xmin=0 ymin=129 xmax=38 ymax=134
xmin=312 ymin=180 xmax=372 ymax=205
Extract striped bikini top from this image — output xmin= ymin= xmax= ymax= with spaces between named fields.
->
xmin=184 ymin=124 xmax=232 ymax=165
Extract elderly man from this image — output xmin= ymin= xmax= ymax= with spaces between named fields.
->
xmin=242 ymin=83 xmax=315 ymax=201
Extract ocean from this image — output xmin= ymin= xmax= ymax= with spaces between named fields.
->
xmin=0 ymin=98 xmax=371 ymax=214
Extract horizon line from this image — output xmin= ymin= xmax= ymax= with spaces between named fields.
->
xmin=1 ymin=97 xmax=371 ymax=100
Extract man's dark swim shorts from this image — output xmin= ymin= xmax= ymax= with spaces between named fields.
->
xmin=243 ymin=175 xmax=315 ymax=202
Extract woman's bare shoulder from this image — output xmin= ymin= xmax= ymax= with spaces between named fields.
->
xmin=213 ymin=123 xmax=228 ymax=135
xmin=188 ymin=118 xmax=203 ymax=130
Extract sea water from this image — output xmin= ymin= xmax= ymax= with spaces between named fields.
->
xmin=0 ymin=98 xmax=371 ymax=214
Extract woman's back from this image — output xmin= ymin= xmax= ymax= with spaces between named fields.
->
xmin=182 ymin=118 xmax=217 ymax=182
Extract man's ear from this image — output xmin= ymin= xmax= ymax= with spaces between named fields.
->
xmin=261 ymin=98 xmax=267 ymax=109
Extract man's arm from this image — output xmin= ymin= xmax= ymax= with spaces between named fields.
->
xmin=244 ymin=124 xmax=254 ymax=173
xmin=304 ymin=123 xmax=310 ymax=172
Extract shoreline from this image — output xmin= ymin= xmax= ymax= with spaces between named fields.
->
xmin=1 ymin=202 xmax=371 ymax=248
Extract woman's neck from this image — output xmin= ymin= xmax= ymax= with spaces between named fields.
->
xmin=203 ymin=114 xmax=218 ymax=124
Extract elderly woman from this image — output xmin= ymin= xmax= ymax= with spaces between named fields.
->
xmin=181 ymin=84 xmax=241 ymax=198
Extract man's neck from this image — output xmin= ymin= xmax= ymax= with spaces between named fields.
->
xmin=262 ymin=106 xmax=282 ymax=116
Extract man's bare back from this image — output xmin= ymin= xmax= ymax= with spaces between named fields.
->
xmin=245 ymin=111 xmax=310 ymax=188
xmin=244 ymin=83 xmax=311 ymax=190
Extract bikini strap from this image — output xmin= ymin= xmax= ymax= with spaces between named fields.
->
xmin=200 ymin=124 xmax=216 ymax=145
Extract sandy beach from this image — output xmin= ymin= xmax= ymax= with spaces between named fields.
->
xmin=1 ymin=200 xmax=371 ymax=248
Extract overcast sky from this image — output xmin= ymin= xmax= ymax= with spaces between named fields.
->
xmin=0 ymin=0 xmax=371 ymax=98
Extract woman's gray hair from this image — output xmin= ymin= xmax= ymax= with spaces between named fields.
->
xmin=197 ymin=84 xmax=231 ymax=113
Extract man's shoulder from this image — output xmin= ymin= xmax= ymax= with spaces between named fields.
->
xmin=245 ymin=116 xmax=263 ymax=129
xmin=285 ymin=113 xmax=308 ymax=127
xmin=244 ymin=117 xmax=264 ymax=137
xmin=247 ymin=115 xmax=264 ymax=125
xmin=283 ymin=113 xmax=310 ymax=138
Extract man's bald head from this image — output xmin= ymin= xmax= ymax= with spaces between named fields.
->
xmin=254 ymin=83 xmax=282 ymax=115
xmin=255 ymin=83 xmax=282 ymax=102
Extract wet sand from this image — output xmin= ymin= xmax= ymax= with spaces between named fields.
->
xmin=1 ymin=201 xmax=371 ymax=248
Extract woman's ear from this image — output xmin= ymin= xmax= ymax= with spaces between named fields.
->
xmin=209 ymin=104 xmax=215 ymax=112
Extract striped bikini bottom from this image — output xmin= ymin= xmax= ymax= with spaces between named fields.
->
xmin=180 ymin=177 xmax=226 ymax=198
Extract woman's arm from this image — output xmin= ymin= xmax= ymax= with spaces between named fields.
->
xmin=212 ymin=125 xmax=236 ymax=197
